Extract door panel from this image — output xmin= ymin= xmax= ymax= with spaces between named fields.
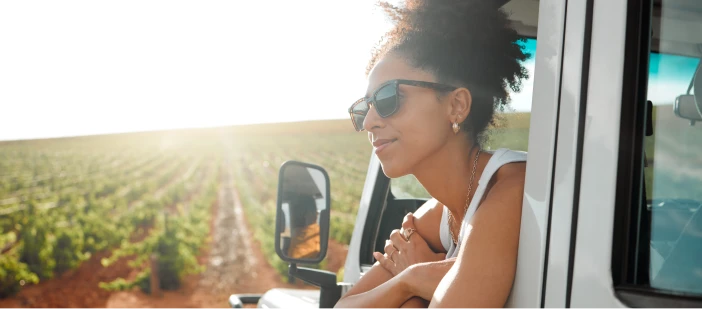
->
xmin=542 ymin=0 xmax=591 ymax=307
xmin=569 ymin=0 xmax=632 ymax=307
xmin=506 ymin=0 xmax=567 ymax=307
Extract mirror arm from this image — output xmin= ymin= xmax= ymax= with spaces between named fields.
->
xmin=289 ymin=263 xmax=342 ymax=308
xmin=289 ymin=263 xmax=337 ymax=287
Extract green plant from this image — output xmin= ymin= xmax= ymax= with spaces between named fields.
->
xmin=0 ymin=254 xmax=39 ymax=298
xmin=18 ymin=213 xmax=55 ymax=280
xmin=52 ymin=228 xmax=88 ymax=275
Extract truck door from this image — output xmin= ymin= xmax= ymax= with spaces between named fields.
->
xmin=547 ymin=0 xmax=702 ymax=306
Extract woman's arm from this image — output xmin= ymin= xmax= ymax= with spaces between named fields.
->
xmin=402 ymin=258 xmax=456 ymax=300
xmin=334 ymin=201 xmax=445 ymax=308
xmin=334 ymin=258 xmax=456 ymax=308
xmin=429 ymin=163 xmax=526 ymax=307
xmin=333 ymin=264 xmax=412 ymax=308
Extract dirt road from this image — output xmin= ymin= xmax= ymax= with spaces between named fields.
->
xmin=105 ymin=161 xmax=312 ymax=308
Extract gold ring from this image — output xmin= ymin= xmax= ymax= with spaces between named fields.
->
xmin=403 ymin=228 xmax=416 ymax=241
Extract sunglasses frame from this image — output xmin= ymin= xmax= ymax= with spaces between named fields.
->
xmin=348 ymin=79 xmax=458 ymax=132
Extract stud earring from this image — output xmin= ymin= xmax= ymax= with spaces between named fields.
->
xmin=452 ymin=121 xmax=460 ymax=134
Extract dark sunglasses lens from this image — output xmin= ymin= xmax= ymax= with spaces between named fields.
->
xmin=374 ymin=84 xmax=398 ymax=117
xmin=352 ymin=113 xmax=365 ymax=131
xmin=351 ymin=100 xmax=369 ymax=130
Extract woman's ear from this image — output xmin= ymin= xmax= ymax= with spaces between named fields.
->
xmin=448 ymin=88 xmax=473 ymax=124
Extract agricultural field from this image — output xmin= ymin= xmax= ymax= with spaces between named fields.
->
xmin=0 ymin=114 xmax=531 ymax=307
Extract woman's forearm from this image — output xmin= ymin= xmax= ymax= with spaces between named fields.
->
xmin=404 ymin=258 xmax=456 ymax=300
xmin=334 ymin=258 xmax=456 ymax=308
xmin=334 ymin=274 xmax=413 ymax=308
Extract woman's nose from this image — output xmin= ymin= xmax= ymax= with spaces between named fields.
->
xmin=362 ymin=104 xmax=385 ymax=132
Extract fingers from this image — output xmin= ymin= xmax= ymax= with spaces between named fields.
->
xmin=384 ymin=239 xmax=398 ymax=254
xmin=401 ymin=212 xmax=416 ymax=230
xmin=373 ymin=252 xmax=384 ymax=265
xmin=403 ymin=228 xmax=416 ymax=241
xmin=389 ymin=229 xmax=408 ymax=249
xmin=400 ymin=224 xmax=429 ymax=249
xmin=373 ymin=251 xmax=395 ymax=271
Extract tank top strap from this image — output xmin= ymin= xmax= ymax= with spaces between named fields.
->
xmin=439 ymin=205 xmax=452 ymax=252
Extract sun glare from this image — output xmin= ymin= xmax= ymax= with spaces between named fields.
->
xmin=1 ymin=1 xmax=690 ymax=142
xmin=0 ymin=1 xmax=393 ymax=141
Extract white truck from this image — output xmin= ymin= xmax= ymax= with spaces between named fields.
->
xmin=231 ymin=0 xmax=702 ymax=307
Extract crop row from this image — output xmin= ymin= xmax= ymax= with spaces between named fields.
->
xmin=0 ymin=153 xmax=173 ymax=211
xmin=0 ymin=154 xmax=186 ymax=219
xmin=0 ymin=150 xmax=212 ymax=298
xmin=99 ymin=159 xmax=220 ymax=293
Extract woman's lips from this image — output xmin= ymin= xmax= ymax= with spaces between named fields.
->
xmin=373 ymin=139 xmax=397 ymax=155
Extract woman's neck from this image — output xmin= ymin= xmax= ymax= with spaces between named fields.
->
xmin=412 ymin=137 xmax=482 ymax=217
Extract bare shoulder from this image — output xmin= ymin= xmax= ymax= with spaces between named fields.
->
xmin=479 ymin=160 xmax=526 ymax=216
xmin=495 ymin=159 xmax=527 ymax=183
xmin=486 ymin=157 xmax=526 ymax=199
xmin=411 ymin=198 xmax=446 ymax=253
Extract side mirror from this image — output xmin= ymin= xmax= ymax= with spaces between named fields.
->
xmin=673 ymin=94 xmax=702 ymax=125
xmin=275 ymin=160 xmax=330 ymax=265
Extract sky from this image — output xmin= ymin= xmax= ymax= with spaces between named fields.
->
xmin=0 ymin=1 xmax=396 ymax=141
xmin=648 ymin=53 xmax=700 ymax=104
xmin=0 ymin=1 xmax=694 ymax=141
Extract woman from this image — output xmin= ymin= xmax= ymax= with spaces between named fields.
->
xmin=335 ymin=0 xmax=530 ymax=307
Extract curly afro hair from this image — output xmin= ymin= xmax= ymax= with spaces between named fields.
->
xmin=367 ymin=0 xmax=531 ymax=146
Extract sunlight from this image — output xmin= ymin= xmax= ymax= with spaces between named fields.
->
xmin=1 ymin=2 xmax=692 ymax=142
xmin=0 ymin=0 xmax=393 ymax=141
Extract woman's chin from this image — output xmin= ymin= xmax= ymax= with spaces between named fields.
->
xmin=379 ymin=161 xmax=409 ymax=179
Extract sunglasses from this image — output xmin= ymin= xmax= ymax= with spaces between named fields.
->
xmin=348 ymin=79 xmax=458 ymax=132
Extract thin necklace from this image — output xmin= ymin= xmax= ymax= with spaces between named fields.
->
xmin=448 ymin=146 xmax=481 ymax=245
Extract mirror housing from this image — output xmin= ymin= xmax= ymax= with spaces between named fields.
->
xmin=273 ymin=161 xmax=341 ymax=308
xmin=674 ymin=94 xmax=702 ymax=125
xmin=275 ymin=160 xmax=331 ymax=265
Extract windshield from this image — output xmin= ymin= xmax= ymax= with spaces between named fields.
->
xmin=644 ymin=25 xmax=702 ymax=293
xmin=644 ymin=53 xmax=701 ymax=202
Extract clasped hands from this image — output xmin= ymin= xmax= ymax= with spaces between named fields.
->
xmin=373 ymin=212 xmax=446 ymax=277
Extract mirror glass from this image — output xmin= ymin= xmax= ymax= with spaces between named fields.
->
xmin=674 ymin=94 xmax=702 ymax=122
xmin=277 ymin=162 xmax=329 ymax=263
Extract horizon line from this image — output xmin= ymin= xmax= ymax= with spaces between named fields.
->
xmin=1 ymin=110 xmax=540 ymax=143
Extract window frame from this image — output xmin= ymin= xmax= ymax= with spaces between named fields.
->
xmin=610 ymin=0 xmax=653 ymax=289
xmin=611 ymin=0 xmax=702 ymax=306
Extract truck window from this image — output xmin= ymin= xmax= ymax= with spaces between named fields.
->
xmin=389 ymin=38 xmax=536 ymax=200
xmin=615 ymin=0 xmax=702 ymax=303
xmin=646 ymin=53 xmax=701 ymax=295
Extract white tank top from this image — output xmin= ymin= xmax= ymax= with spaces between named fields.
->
xmin=439 ymin=148 xmax=527 ymax=258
